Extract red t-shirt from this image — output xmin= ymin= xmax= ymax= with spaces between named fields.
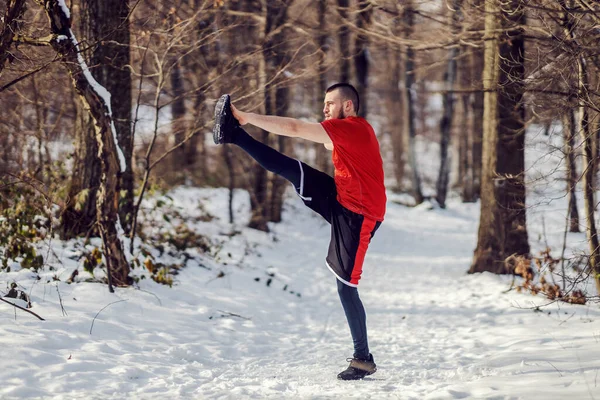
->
xmin=321 ymin=117 xmax=386 ymax=221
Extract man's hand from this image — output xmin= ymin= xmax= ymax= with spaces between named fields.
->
xmin=324 ymin=143 xmax=334 ymax=151
xmin=231 ymin=104 xmax=248 ymax=125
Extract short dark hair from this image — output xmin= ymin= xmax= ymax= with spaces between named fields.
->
xmin=326 ymin=83 xmax=360 ymax=114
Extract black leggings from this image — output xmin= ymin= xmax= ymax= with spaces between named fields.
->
xmin=233 ymin=127 xmax=301 ymax=189
xmin=337 ymin=279 xmax=369 ymax=359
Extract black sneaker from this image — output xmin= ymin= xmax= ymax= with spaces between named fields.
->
xmin=213 ymin=94 xmax=240 ymax=144
xmin=337 ymin=354 xmax=377 ymax=381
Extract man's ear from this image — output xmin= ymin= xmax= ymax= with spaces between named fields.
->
xmin=344 ymin=100 xmax=353 ymax=113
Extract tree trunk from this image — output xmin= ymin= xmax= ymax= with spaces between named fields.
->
xmin=61 ymin=0 xmax=102 ymax=239
xmin=387 ymin=6 xmax=405 ymax=190
xmin=170 ymin=54 xmax=187 ymax=182
xmin=560 ymin=0 xmax=599 ymax=293
xmin=314 ymin=0 xmax=332 ymax=174
xmin=460 ymin=0 xmax=485 ymax=203
xmin=269 ymin=85 xmax=290 ymax=223
xmin=471 ymin=47 xmax=485 ymax=202
xmin=61 ymin=98 xmax=100 ymax=239
xmin=43 ymin=0 xmax=130 ymax=288
xmin=458 ymin=44 xmax=472 ymax=202
xmin=249 ymin=1 xmax=291 ymax=230
xmin=337 ymin=0 xmax=350 ymax=82
xmin=106 ymin=1 xmax=133 ymax=233
xmin=266 ymin=1 xmax=292 ymax=224
xmin=0 ymin=0 xmax=27 ymax=75
xmin=464 ymin=0 xmax=485 ymax=204
xmin=578 ymin=63 xmax=600 ymax=293
xmin=31 ymin=75 xmax=51 ymax=179
xmin=186 ymin=90 xmax=203 ymax=171
xmin=470 ymin=0 xmax=529 ymax=274
xmin=354 ymin=0 xmax=371 ymax=118
xmin=246 ymin=1 xmax=270 ymax=232
xmin=436 ymin=0 xmax=462 ymax=208
xmin=248 ymin=130 xmax=270 ymax=232
xmin=403 ymin=1 xmax=423 ymax=204
xmin=563 ymin=110 xmax=580 ymax=233
xmin=84 ymin=0 xmax=132 ymax=231
xmin=61 ymin=0 xmax=131 ymax=237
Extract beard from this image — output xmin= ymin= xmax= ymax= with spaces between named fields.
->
xmin=335 ymin=109 xmax=346 ymax=119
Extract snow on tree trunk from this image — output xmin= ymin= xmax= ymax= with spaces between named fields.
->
xmin=42 ymin=0 xmax=130 ymax=289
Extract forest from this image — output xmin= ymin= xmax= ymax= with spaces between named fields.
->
xmin=1 ymin=0 xmax=600 ymax=301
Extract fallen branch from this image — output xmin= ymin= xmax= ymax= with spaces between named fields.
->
xmin=0 ymin=297 xmax=45 ymax=321
xmin=213 ymin=310 xmax=251 ymax=320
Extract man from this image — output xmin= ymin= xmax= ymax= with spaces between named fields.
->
xmin=213 ymin=83 xmax=386 ymax=380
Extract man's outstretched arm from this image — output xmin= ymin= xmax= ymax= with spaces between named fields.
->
xmin=232 ymin=104 xmax=331 ymax=144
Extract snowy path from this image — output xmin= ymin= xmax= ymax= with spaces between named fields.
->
xmin=1 ymin=189 xmax=600 ymax=399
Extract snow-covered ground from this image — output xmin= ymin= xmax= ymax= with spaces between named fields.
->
xmin=1 ymin=127 xmax=600 ymax=399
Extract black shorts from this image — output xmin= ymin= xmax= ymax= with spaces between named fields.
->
xmin=294 ymin=160 xmax=381 ymax=287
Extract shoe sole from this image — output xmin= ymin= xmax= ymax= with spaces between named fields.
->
xmin=213 ymin=94 xmax=230 ymax=144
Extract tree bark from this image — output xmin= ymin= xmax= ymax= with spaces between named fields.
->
xmin=41 ymin=0 xmax=130 ymax=288
xmin=470 ymin=0 xmax=530 ymax=274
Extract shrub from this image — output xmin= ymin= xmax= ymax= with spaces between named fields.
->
xmin=0 ymin=182 xmax=50 ymax=272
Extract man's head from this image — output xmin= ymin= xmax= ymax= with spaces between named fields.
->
xmin=323 ymin=83 xmax=360 ymax=120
